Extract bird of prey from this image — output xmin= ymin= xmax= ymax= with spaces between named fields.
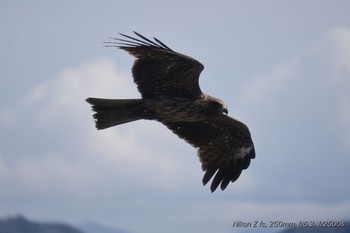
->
xmin=86 ymin=32 xmax=255 ymax=192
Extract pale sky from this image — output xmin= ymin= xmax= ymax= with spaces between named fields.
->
xmin=1 ymin=1 xmax=350 ymax=233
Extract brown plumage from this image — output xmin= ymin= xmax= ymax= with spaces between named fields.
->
xmin=86 ymin=32 xmax=255 ymax=192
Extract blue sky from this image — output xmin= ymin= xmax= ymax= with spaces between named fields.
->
xmin=1 ymin=1 xmax=350 ymax=233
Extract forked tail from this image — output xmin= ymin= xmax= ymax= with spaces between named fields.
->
xmin=86 ymin=98 xmax=151 ymax=130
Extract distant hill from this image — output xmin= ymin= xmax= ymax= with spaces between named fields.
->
xmin=0 ymin=215 xmax=83 ymax=233
xmin=80 ymin=222 xmax=132 ymax=233
xmin=280 ymin=221 xmax=350 ymax=233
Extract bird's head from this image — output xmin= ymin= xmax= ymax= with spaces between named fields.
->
xmin=206 ymin=96 xmax=228 ymax=115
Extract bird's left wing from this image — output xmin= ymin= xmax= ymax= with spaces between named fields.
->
xmin=164 ymin=115 xmax=255 ymax=192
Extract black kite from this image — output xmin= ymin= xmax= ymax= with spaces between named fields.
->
xmin=86 ymin=32 xmax=255 ymax=192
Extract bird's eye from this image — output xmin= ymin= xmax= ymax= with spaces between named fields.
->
xmin=209 ymin=102 xmax=228 ymax=115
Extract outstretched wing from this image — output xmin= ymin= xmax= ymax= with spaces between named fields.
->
xmin=164 ymin=115 xmax=255 ymax=192
xmin=105 ymin=32 xmax=204 ymax=99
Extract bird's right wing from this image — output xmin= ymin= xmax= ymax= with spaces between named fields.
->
xmin=164 ymin=115 xmax=255 ymax=192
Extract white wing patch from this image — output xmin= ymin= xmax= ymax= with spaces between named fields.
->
xmin=235 ymin=146 xmax=253 ymax=160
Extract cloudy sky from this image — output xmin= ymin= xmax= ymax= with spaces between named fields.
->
xmin=1 ymin=1 xmax=350 ymax=233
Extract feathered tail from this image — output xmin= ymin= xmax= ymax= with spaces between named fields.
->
xmin=86 ymin=98 xmax=152 ymax=130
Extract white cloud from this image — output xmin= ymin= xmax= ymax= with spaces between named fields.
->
xmin=236 ymin=27 xmax=350 ymax=204
xmin=0 ymin=57 xmax=202 ymax=201
xmin=244 ymin=28 xmax=350 ymax=140
xmin=326 ymin=28 xmax=350 ymax=148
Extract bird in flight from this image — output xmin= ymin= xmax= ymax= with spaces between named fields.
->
xmin=86 ymin=32 xmax=255 ymax=192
